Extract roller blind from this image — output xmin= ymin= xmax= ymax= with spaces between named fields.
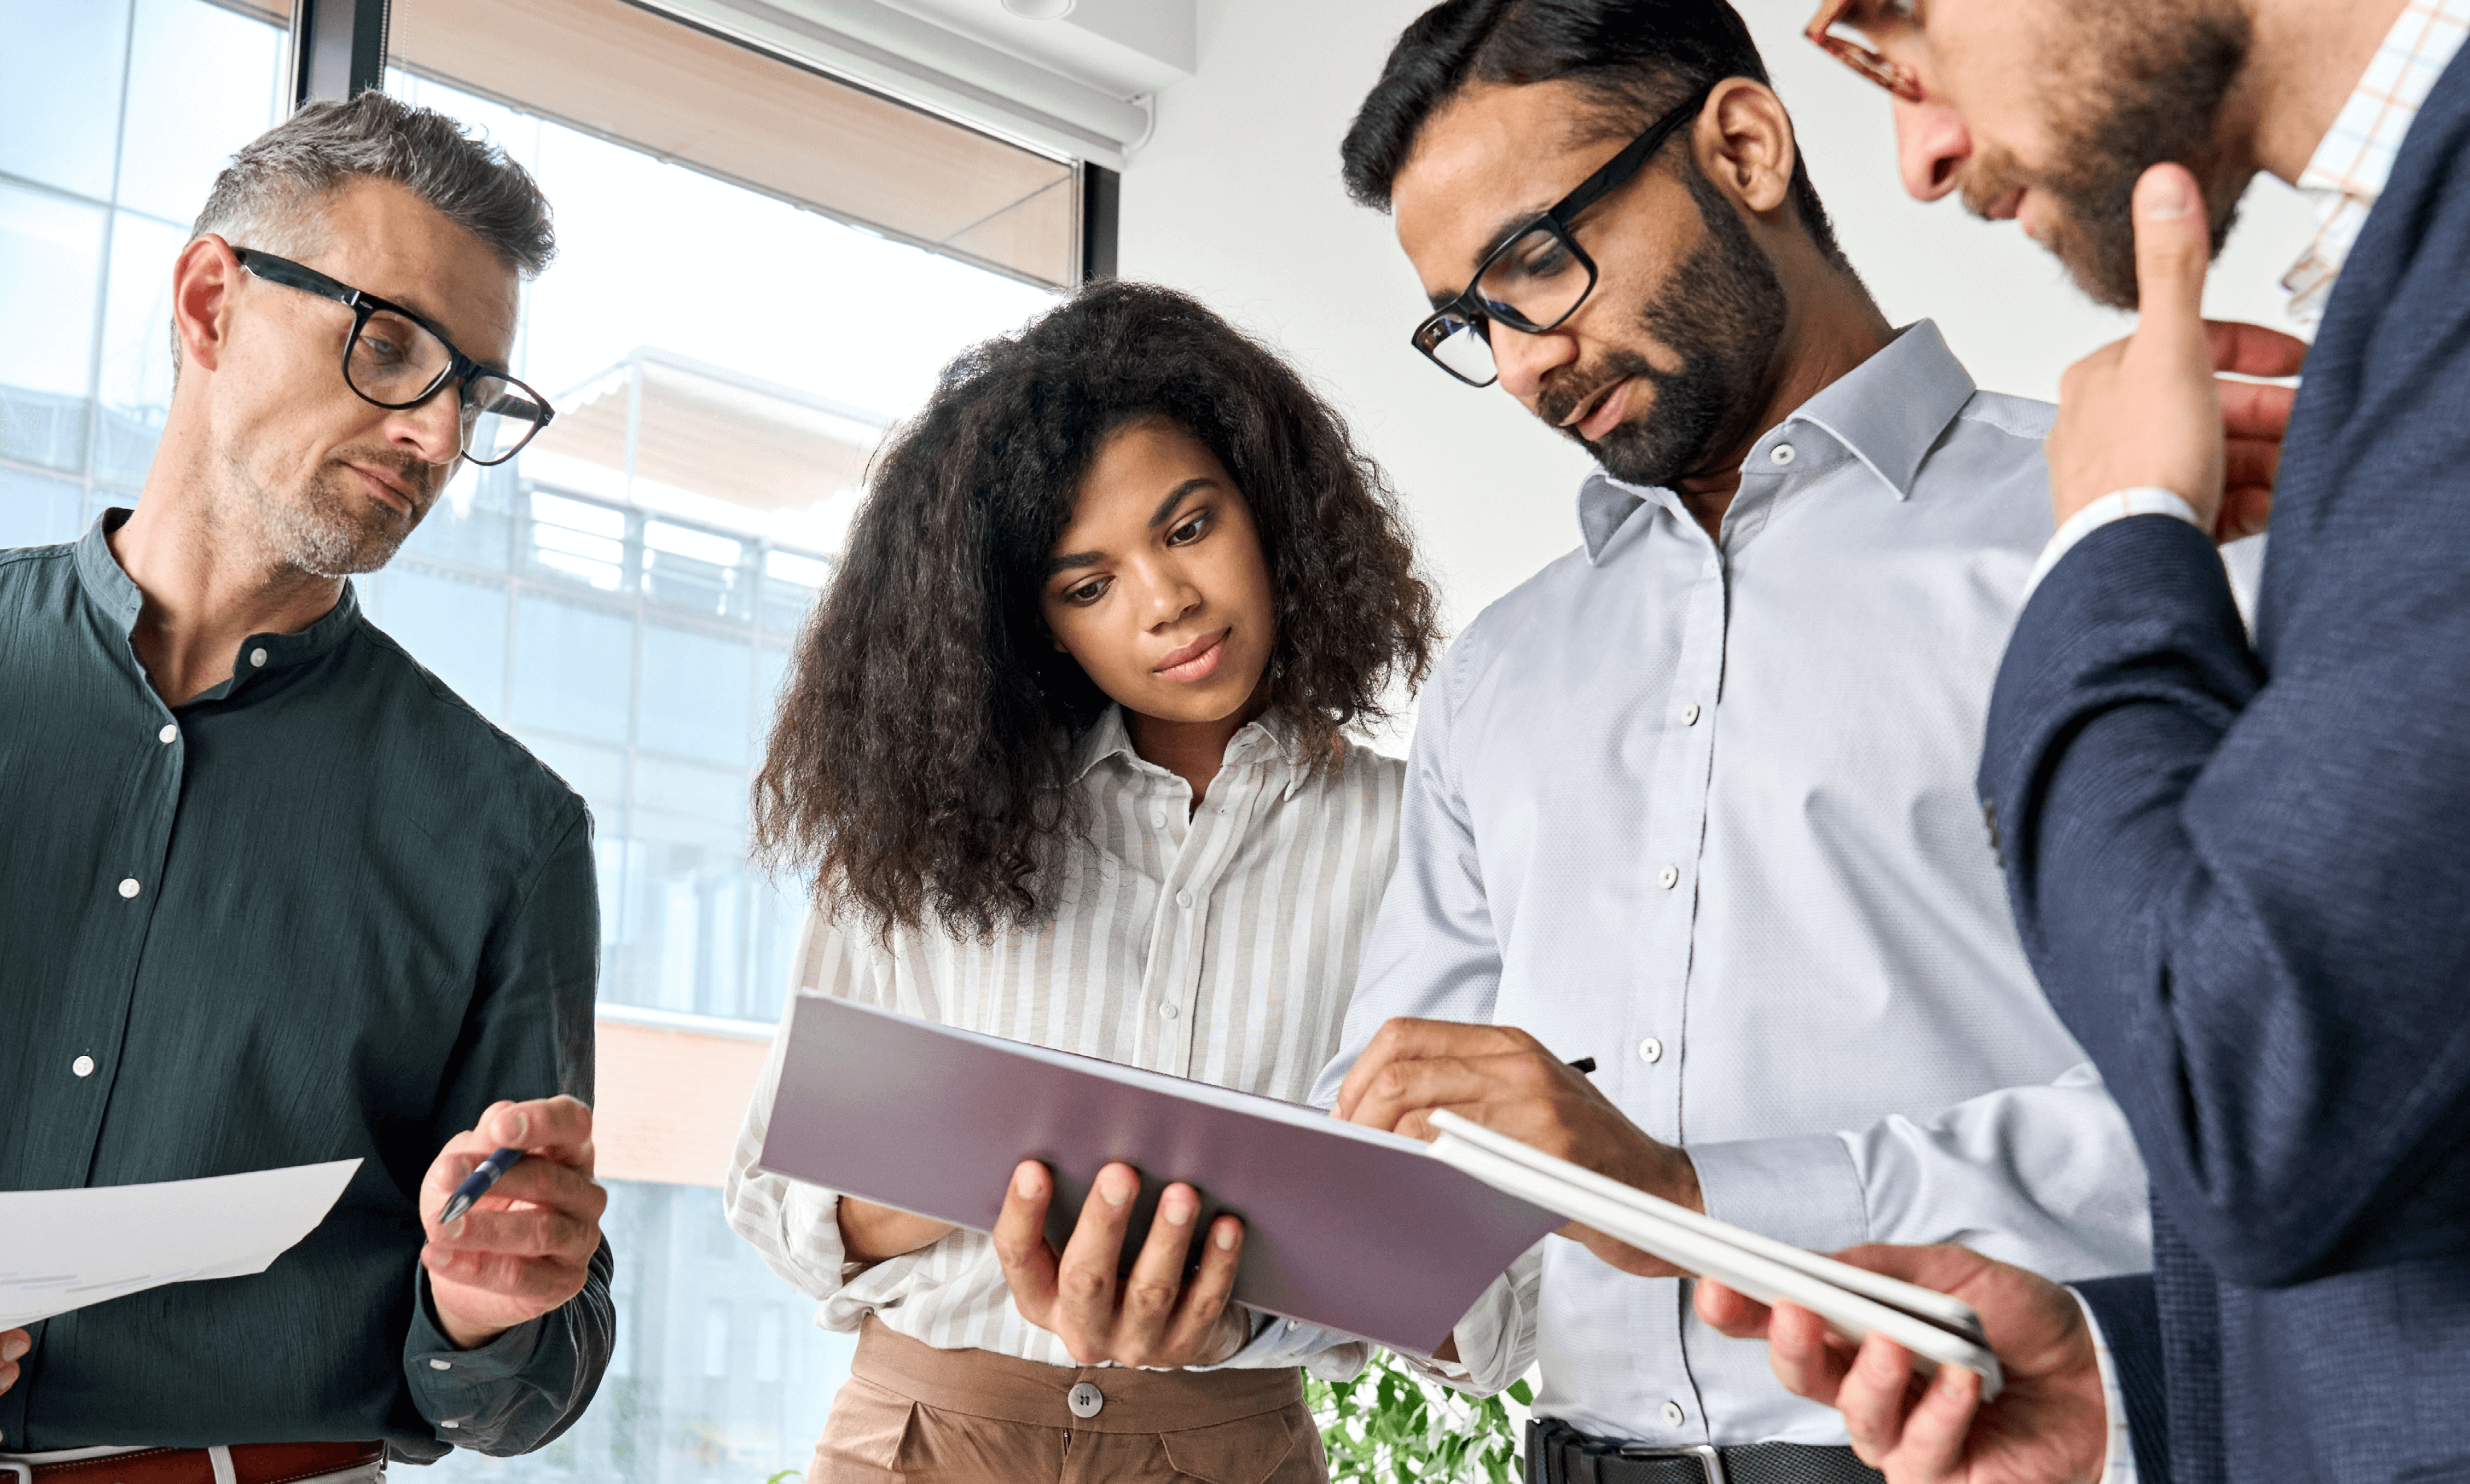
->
xmin=388 ymin=0 xmax=1080 ymax=288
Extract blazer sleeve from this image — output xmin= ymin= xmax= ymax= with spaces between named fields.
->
xmin=1977 ymin=207 xmax=2470 ymax=1292
xmin=2075 ymin=1273 xmax=2169 ymax=1484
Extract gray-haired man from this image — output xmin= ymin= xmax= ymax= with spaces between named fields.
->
xmin=0 ymin=93 xmax=612 ymax=1480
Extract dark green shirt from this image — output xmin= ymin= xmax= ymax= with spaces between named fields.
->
xmin=0 ymin=513 xmax=613 ymax=1461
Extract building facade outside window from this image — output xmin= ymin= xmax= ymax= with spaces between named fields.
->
xmin=3 ymin=5 xmax=1061 ymax=1480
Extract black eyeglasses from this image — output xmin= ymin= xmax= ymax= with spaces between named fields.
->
xmin=1411 ymin=85 xmax=1715 ymax=388
xmin=233 ymin=247 xmax=555 ymax=466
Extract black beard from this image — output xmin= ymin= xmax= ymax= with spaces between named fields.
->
xmin=1549 ymin=165 xmax=1788 ymax=491
xmin=2025 ymin=2 xmax=2252 ymax=308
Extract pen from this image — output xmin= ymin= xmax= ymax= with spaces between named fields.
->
xmin=439 ymin=1147 xmax=523 ymax=1226
xmin=1566 ymin=1057 xmax=1597 ymax=1075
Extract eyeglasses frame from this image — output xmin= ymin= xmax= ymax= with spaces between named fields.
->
xmin=1802 ymin=0 xmax=1925 ymax=102
xmin=231 ymin=246 xmax=555 ymax=466
xmin=1411 ymin=84 xmax=1717 ymax=389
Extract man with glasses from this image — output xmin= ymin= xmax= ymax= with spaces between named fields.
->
xmin=1693 ymin=4 xmax=2470 ymax=1483
xmin=1300 ymin=3 xmax=2151 ymax=1480
xmin=0 ymin=93 xmax=609 ymax=1481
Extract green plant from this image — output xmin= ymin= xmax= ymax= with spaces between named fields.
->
xmin=1307 ymin=1350 xmax=1534 ymax=1483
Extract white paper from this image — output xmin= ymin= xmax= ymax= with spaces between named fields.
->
xmin=0 ymin=1159 xmax=362 ymax=1330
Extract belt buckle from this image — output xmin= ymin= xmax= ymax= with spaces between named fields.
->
xmin=1616 ymin=1442 xmax=1728 ymax=1484
xmin=2 ymin=1465 xmax=32 ymax=1484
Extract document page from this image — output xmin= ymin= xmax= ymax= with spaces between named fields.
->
xmin=0 ymin=1159 xmax=361 ymax=1329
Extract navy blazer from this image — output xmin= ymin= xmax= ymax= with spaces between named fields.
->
xmin=1979 ymin=44 xmax=2470 ymax=1484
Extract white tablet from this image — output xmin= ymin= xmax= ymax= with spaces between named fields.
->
xmin=1426 ymin=1110 xmax=2004 ymax=1400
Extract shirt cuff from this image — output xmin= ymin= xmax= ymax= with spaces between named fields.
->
xmin=1688 ymin=1131 xmax=1869 ymax=1254
xmin=2023 ymin=488 xmax=2204 ymax=600
xmin=2069 ymin=1286 xmax=2139 ymax=1484
xmin=405 ymin=1263 xmax=550 ymax=1436
xmin=1195 ymin=1310 xmax=1370 ymax=1380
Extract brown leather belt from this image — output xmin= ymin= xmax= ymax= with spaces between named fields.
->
xmin=2 ymin=1442 xmax=384 ymax=1484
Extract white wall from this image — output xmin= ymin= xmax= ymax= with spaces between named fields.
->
xmin=1117 ymin=0 xmax=2314 ymax=641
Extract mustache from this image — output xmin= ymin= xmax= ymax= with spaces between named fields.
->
xmin=1535 ymin=350 xmax=1661 ymax=431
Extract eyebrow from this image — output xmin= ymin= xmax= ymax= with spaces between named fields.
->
xmin=1043 ymin=478 xmax=1220 ymax=580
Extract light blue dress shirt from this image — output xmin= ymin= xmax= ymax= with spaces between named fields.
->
xmin=1303 ymin=323 xmax=2152 ymax=1446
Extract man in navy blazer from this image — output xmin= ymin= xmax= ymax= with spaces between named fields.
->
xmin=1690 ymin=2 xmax=2470 ymax=1482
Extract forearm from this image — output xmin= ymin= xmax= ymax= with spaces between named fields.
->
xmin=839 ymin=1196 xmax=958 ymax=1266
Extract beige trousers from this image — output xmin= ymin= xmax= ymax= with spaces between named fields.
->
xmin=808 ymin=1316 xmax=1328 ymax=1484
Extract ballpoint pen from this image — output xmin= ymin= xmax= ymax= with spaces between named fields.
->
xmin=440 ymin=1147 xmax=524 ymax=1226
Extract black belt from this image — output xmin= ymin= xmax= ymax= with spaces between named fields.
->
xmin=1528 ymin=1418 xmax=1885 ymax=1484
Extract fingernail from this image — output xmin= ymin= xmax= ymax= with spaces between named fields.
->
xmin=504 ymin=1110 xmax=529 ymax=1144
xmin=1015 ymin=1166 xmax=1043 ymax=1199
xmin=2139 ymin=168 xmax=2192 ymax=220
xmin=1215 ymin=1225 xmax=1236 ymax=1251
xmin=445 ymin=1216 xmax=466 ymax=1240
xmin=1 ymin=1336 xmax=26 ymax=1362
xmin=1163 ymin=1202 xmax=1191 ymax=1227
xmin=1100 ymin=1175 xmax=1132 ymax=1208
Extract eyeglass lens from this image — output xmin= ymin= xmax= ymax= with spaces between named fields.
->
xmin=1422 ymin=221 xmax=1597 ymax=384
xmin=345 ymin=311 xmax=548 ymax=463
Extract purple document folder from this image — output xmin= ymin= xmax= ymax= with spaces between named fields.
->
xmin=756 ymin=994 xmax=1562 ymax=1354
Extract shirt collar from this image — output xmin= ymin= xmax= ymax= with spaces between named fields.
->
xmin=75 ymin=506 xmax=364 ymax=702
xmin=1576 ymin=320 xmax=1976 ymax=562
xmin=1068 ymin=703 xmax=1311 ymax=798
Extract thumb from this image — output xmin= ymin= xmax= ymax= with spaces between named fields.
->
xmin=2131 ymin=163 xmax=2211 ymax=349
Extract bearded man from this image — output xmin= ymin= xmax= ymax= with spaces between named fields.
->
xmin=0 ymin=93 xmax=612 ymax=1481
xmin=1278 ymin=3 xmax=2155 ymax=1481
xmin=1694 ymin=2 xmax=2470 ymax=1483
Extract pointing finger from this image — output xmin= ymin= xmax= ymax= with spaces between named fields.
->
xmin=2130 ymin=164 xmax=2213 ymax=352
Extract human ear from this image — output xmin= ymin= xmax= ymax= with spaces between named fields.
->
xmin=1696 ymin=79 xmax=1797 ymax=218
xmin=170 ymin=234 xmax=241 ymax=376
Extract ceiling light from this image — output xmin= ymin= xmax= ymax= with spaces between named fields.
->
xmin=1000 ymin=0 xmax=1076 ymax=16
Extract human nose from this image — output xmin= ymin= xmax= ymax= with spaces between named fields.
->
xmin=1138 ymin=560 xmax=1203 ymax=630
xmin=1893 ymin=95 xmax=1971 ymax=202
xmin=1490 ymin=322 xmax=1580 ymax=402
xmin=385 ymin=384 xmax=466 ymax=469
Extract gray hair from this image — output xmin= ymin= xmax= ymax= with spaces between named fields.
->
xmin=192 ymin=91 xmax=555 ymax=277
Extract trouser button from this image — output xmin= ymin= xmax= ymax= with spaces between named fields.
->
xmin=1068 ymin=1381 xmax=1105 ymax=1419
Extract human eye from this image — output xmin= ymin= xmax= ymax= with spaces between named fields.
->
xmin=1064 ymin=576 xmax=1110 ymax=606
xmin=1166 ymin=510 xmax=1211 ymax=547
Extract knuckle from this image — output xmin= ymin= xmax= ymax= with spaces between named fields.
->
xmin=1125 ymin=1278 xmax=1179 ymax=1315
xmin=1060 ymin=1267 xmax=1111 ymax=1305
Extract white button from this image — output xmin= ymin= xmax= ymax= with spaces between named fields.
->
xmin=249 ymin=647 xmax=268 ymax=667
xmin=1176 ymin=889 xmax=1193 ymax=909
xmin=1768 ymin=443 xmax=1796 ymax=467
xmin=72 ymin=1054 xmax=95 ymax=1078
xmin=1159 ymin=1001 xmax=1179 ymax=1021
xmin=1681 ymin=703 xmax=1700 ymax=727
xmin=158 ymin=723 xmax=178 ymax=744
xmin=1638 ymin=1037 xmax=1664 ymax=1065
xmin=429 ymin=1359 xmax=452 ymax=1371
xmin=1703 ymin=560 xmax=1720 ymax=578
xmin=1150 ymin=809 xmax=1167 ymax=829
xmin=440 ymin=1420 xmax=461 ymax=1430
xmin=1068 ymin=1381 xmax=1105 ymax=1419
xmin=117 ymin=877 xmax=141 ymax=899
xmin=1661 ymin=1400 xmax=1687 ymax=1427
xmin=1285 ymin=1319 xmax=1298 ymax=1331
xmin=1658 ymin=865 xmax=1679 ymax=890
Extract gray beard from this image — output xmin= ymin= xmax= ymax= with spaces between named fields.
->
xmin=237 ymin=455 xmax=428 ymax=578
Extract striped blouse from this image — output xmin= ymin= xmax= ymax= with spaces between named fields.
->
xmin=723 ymin=706 xmax=1399 ymax=1377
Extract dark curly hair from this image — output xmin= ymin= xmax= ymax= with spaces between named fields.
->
xmin=752 ymin=280 xmax=1442 ymax=940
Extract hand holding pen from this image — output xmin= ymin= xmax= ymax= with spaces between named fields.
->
xmin=418 ymin=1095 xmax=607 ymax=1350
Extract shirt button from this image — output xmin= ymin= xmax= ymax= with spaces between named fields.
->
xmin=1768 ymin=443 xmax=1796 ymax=467
xmin=72 ymin=1054 xmax=95 ymax=1078
xmin=429 ymin=1359 xmax=452 ymax=1371
xmin=1068 ymin=1381 xmax=1105 ymax=1419
xmin=249 ymin=646 xmax=268 ymax=668
xmin=117 ymin=877 xmax=142 ymax=899
xmin=158 ymin=723 xmax=178 ymax=744
xmin=1159 ymin=1002 xmax=1179 ymax=1021
xmin=1658 ymin=865 xmax=1679 ymax=890
xmin=1150 ymin=809 xmax=1167 ymax=829
xmin=1638 ymin=1037 xmax=1664 ymax=1065
xmin=1661 ymin=1400 xmax=1687 ymax=1428
xmin=1176 ymin=889 xmax=1193 ymax=909
xmin=1681 ymin=703 xmax=1701 ymax=727
xmin=440 ymin=1420 xmax=461 ymax=1430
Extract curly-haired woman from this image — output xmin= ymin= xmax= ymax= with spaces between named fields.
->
xmin=723 ymin=280 xmax=1443 ymax=1483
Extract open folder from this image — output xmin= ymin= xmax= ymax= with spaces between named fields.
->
xmin=1425 ymin=1110 xmax=2004 ymax=1398
xmin=756 ymin=994 xmax=1562 ymax=1353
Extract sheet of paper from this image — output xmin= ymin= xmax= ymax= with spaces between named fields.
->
xmin=0 ymin=1159 xmax=362 ymax=1329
